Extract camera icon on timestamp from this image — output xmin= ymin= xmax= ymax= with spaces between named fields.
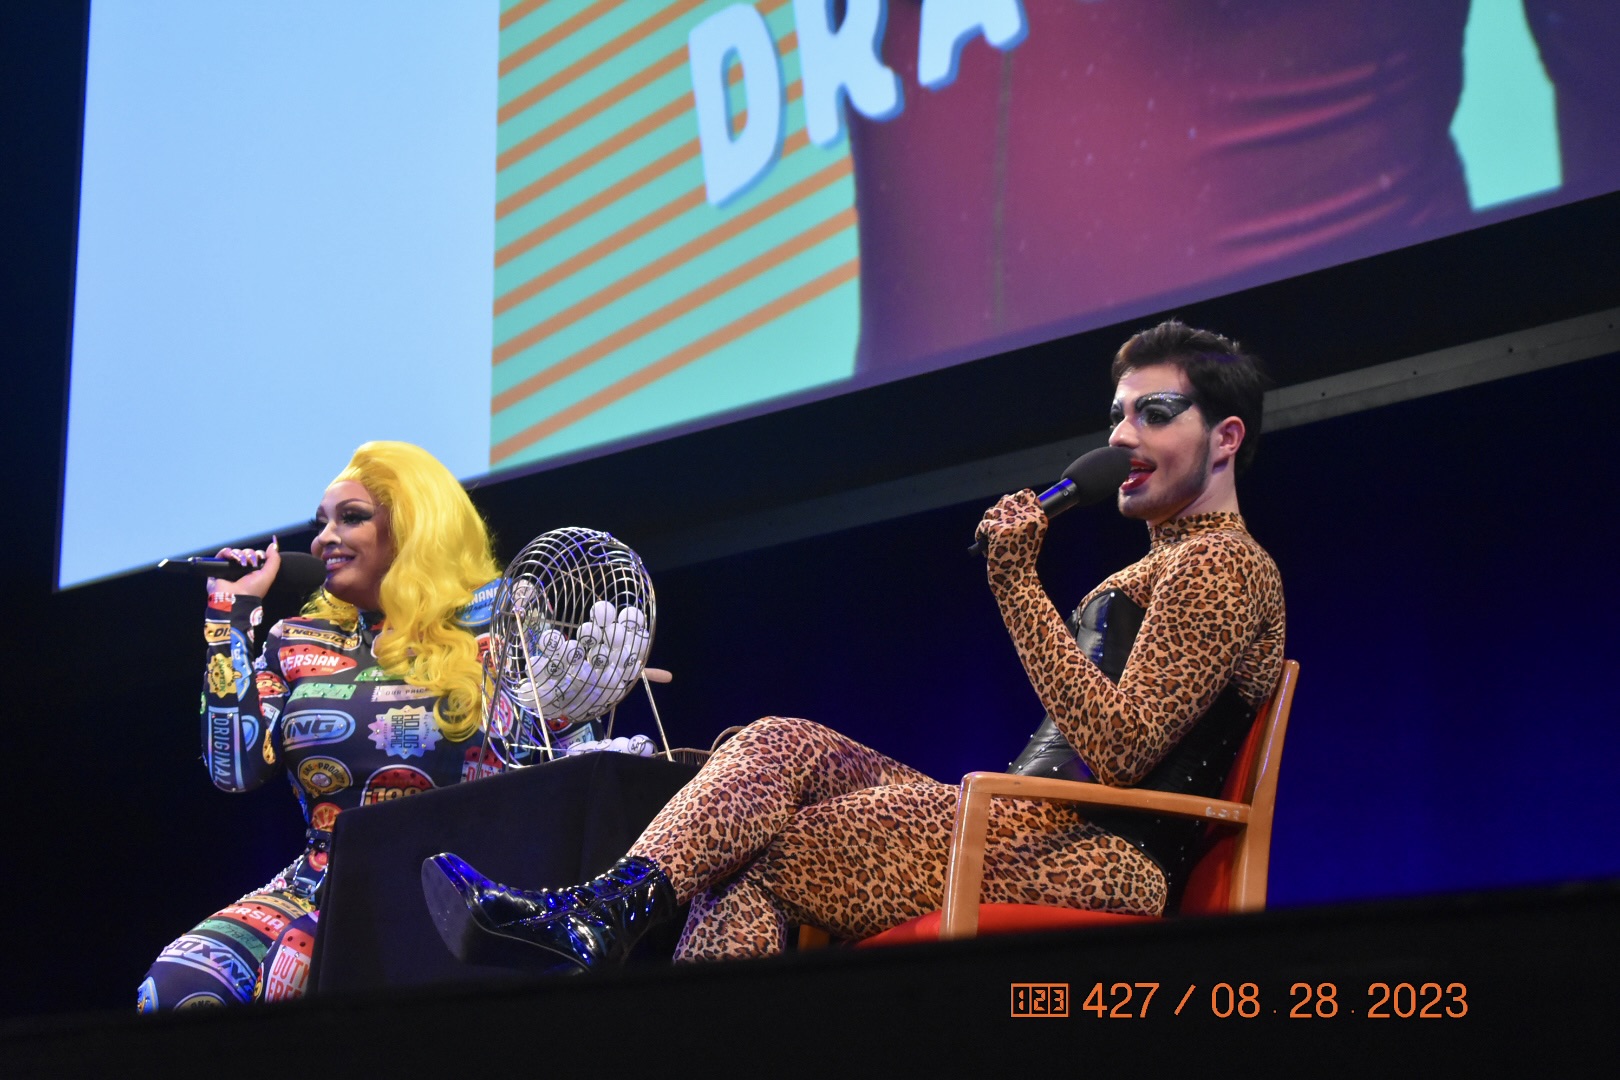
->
xmin=1010 ymin=983 xmax=1070 ymax=1017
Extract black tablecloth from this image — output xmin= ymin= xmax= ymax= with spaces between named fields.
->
xmin=310 ymin=752 xmax=699 ymax=994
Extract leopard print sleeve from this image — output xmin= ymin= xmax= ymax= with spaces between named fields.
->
xmin=983 ymin=506 xmax=1279 ymax=786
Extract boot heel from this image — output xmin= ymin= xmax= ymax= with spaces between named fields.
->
xmin=420 ymin=856 xmax=492 ymax=963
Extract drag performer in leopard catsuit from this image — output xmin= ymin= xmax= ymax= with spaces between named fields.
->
xmin=424 ymin=321 xmax=1283 ymax=969
xmin=139 ymin=442 xmax=504 ymax=1011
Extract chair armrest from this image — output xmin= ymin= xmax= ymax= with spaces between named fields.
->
xmin=959 ymin=772 xmax=1249 ymax=824
xmin=939 ymin=772 xmax=1250 ymax=939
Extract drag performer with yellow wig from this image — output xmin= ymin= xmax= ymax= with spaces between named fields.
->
xmin=139 ymin=442 xmax=502 ymax=1011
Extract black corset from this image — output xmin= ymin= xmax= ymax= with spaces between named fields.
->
xmin=1005 ymin=589 xmax=1255 ymax=907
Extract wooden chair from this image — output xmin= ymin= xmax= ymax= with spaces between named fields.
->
xmin=801 ymin=659 xmax=1300 ymax=948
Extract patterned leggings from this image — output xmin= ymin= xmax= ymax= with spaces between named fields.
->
xmin=628 ymin=717 xmax=1168 ymax=961
xmin=137 ymin=862 xmax=320 ymax=1012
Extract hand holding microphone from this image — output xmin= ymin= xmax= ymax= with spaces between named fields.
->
xmin=208 ymin=539 xmax=282 ymax=599
xmin=970 ymin=445 xmax=1133 ymax=556
xmin=974 ymin=489 xmax=1048 ymax=563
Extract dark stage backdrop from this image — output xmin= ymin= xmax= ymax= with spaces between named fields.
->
xmin=4 ymin=0 xmax=1619 ymax=1022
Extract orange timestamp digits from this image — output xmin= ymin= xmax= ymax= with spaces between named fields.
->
xmin=1081 ymin=982 xmax=1161 ymax=1018
xmin=1290 ymin=982 xmax=1467 ymax=1018
xmin=1039 ymin=981 xmax=1471 ymax=1019
xmin=1364 ymin=981 xmax=1468 ymax=1018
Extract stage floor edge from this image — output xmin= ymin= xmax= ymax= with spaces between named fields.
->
xmin=6 ymin=879 xmax=1615 ymax=1075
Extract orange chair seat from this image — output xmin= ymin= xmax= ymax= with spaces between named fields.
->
xmin=841 ymin=660 xmax=1299 ymax=946
xmin=861 ymin=905 xmax=1151 ymax=946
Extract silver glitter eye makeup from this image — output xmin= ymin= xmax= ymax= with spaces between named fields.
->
xmin=1134 ymin=392 xmax=1197 ymax=425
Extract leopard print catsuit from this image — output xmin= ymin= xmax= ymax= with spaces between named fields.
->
xmin=631 ymin=493 xmax=1284 ymax=960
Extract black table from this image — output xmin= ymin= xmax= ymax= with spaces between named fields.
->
xmin=310 ymin=752 xmax=699 ymax=994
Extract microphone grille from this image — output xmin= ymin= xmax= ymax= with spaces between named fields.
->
xmin=1061 ymin=446 xmax=1133 ymax=506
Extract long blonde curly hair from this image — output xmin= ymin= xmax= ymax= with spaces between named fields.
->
xmin=301 ymin=441 xmax=500 ymax=742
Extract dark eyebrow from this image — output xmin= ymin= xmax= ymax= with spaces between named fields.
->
xmin=1134 ymin=391 xmax=1197 ymax=410
xmin=1110 ymin=391 xmax=1190 ymax=407
xmin=313 ymin=498 xmax=373 ymax=521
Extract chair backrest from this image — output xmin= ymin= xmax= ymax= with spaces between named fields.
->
xmin=1177 ymin=659 xmax=1300 ymax=916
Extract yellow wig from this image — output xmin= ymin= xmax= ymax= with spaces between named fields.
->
xmin=302 ymin=441 xmax=500 ymax=742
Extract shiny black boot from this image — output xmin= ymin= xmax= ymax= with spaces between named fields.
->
xmin=421 ymin=852 xmax=677 ymax=973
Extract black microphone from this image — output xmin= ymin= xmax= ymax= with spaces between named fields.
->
xmin=157 ymin=551 xmax=328 ymax=595
xmin=970 ymin=445 xmax=1133 ymax=555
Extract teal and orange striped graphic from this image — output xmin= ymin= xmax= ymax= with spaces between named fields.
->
xmin=493 ymin=0 xmax=861 ymax=471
